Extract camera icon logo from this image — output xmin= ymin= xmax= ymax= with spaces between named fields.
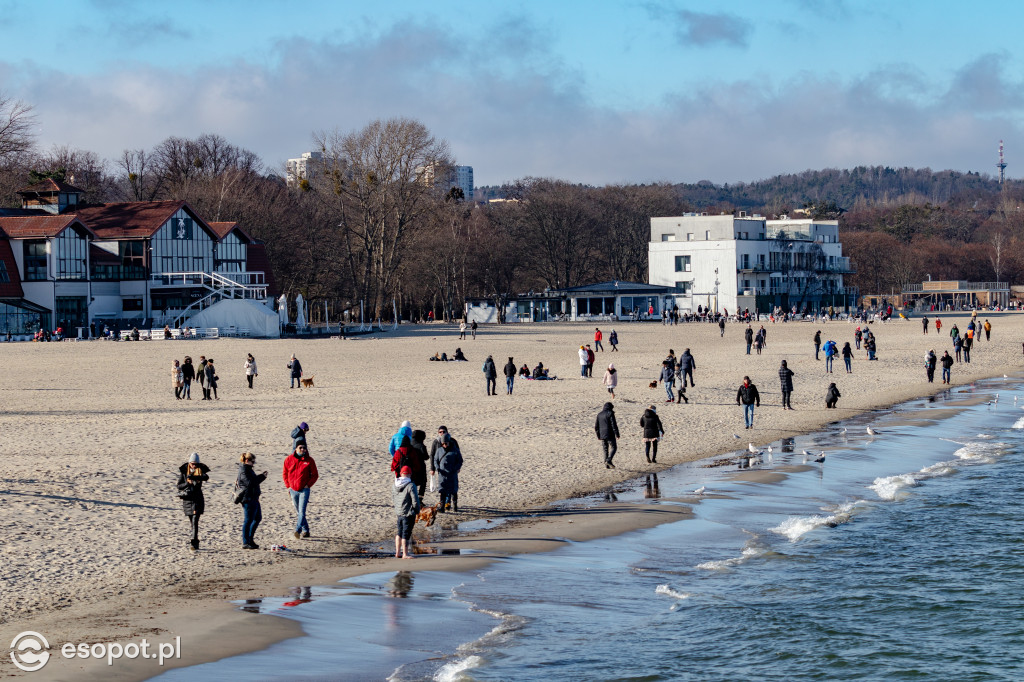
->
xmin=10 ymin=631 xmax=50 ymax=672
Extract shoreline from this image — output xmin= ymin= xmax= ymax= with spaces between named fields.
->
xmin=2 ymin=314 xmax=1020 ymax=679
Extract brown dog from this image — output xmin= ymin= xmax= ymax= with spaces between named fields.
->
xmin=649 ymin=380 xmax=658 ymax=389
xmin=300 ymin=375 xmax=315 ymax=388
xmin=416 ymin=503 xmax=440 ymax=528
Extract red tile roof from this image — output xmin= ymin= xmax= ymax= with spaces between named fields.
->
xmin=0 ymin=239 xmax=25 ymax=298
xmin=17 ymin=178 xmax=86 ymax=195
xmin=208 ymin=221 xmax=253 ymax=242
xmin=73 ymin=201 xmax=214 ymax=240
xmin=0 ymin=215 xmax=93 ymax=239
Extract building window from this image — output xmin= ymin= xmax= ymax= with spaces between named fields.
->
xmin=741 ymin=254 xmax=750 ymax=269
xmin=674 ymin=281 xmax=692 ymax=294
xmin=674 ymin=255 xmax=691 ymax=272
xmin=122 ymin=298 xmax=144 ymax=312
xmin=0 ymin=261 xmax=9 ymax=283
xmin=23 ymin=240 xmax=48 ymax=281
xmin=686 ymin=233 xmax=693 ymax=241
xmin=56 ymin=229 xmax=88 ymax=280
xmin=661 ymin=234 xmax=673 ymax=242
xmin=705 ymin=231 xmax=710 ymax=240
xmin=120 ymin=241 xmax=147 ymax=279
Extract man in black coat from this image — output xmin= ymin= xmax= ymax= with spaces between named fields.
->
xmin=482 ymin=355 xmax=497 ymax=395
xmin=678 ymin=349 xmax=697 ymax=387
xmin=594 ymin=402 xmax=620 ymax=469
xmin=925 ymin=350 xmax=937 ymax=383
xmin=814 ymin=330 xmax=822 ymax=360
xmin=744 ymin=325 xmax=754 ymax=354
xmin=778 ymin=360 xmax=795 ymax=410
xmin=503 ymin=356 xmax=517 ymax=395
xmin=736 ymin=376 xmax=760 ymax=429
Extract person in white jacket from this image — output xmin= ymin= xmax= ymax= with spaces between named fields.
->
xmin=603 ymin=363 xmax=618 ymax=398
xmin=578 ymin=346 xmax=589 ymax=377
xmin=244 ymin=353 xmax=258 ymax=389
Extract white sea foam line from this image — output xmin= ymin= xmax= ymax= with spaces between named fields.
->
xmin=655 ymin=584 xmax=691 ymax=600
xmin=770 ymin=500 xmax=862 ymax=542
xmin=870 ymin=473 xmax=919 ymax=501
xmin=1013 ymin=416 xmax=1024 ymax=430
xmin=434 ymin=655 xmax=485 ymax=682
xmin=696 ymin=546 xmax=765 ymax=570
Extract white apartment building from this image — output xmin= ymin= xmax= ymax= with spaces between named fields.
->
xmin=648 ymin=214 xmax=856 ymax=315
xmin=454 ymin=165 xmax=474 ymax=200
xmin=285 ymin=151 xmax=324 ymax=187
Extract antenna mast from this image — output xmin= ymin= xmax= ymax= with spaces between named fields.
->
xmin=998 ymin=140 xmax=1007 ymax=184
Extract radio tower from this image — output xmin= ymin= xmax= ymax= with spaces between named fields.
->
xmin=998 ymin=140 xmax=1007 ymax=184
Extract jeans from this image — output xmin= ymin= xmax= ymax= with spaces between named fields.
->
xmin=486 ymin=377 xmax=497 ymax=394
xmin=743 ymin=403 xmax=755 ymax=427
xmin=241 ymin=499 xmax=262 ymax=545
xmin=291 ymin=376 xmax=300 ymax=388
xmin=289 ymin=487 xmax=310 ymax=533
xmin=506 ymin=376 xmax=514 ymax=394
xmin=682 ymin=368 xmax=694 ymax=387
xmin=580 ymin=365 xmax=587 ymax=377
xmin=856 ymin=339 xmax=861 ymax=349
xmin=595 ymin=340 xmax=603 ymax=351
xmin=942 ymin=367 xmax=951 ymax=383
xmin=746 ymin=342 xmax=751 ymax=355
xmin=868 ymin=349 xmax=876 ymax=360
xmin=182 ymin=379 xmax=191 ymax=398
xmin=781 ymin=390 xmax=791 ymax=409
xmin=825 ymin=356 xmax=834 ymax=372
xmin=664 ymin=380 xmax=675 ymax=401
xmin=844 ymin=357 xmax=851 ymax=372
xmin=600 ymin=438 xmax=617 ymax=465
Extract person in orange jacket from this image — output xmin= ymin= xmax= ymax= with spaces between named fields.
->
xmin=282 ymin=443 xmax=319 ymax=539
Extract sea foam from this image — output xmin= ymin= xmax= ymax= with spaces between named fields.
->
xmin=655 ymin=584 xmax=691 ymax=600
xmin=771 ymin=501 xmax=861 ymax=542
xmin=696 ymin=546 xmax=765 ymax=570
xmin=434 ymin=655 xmax=484 ymax=682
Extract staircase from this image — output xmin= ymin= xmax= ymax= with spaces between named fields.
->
xmin=156 ymin=272 xmax=268 ymax=328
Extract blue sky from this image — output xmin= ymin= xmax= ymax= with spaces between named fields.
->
xmin=1 ymin=0 xmax=1021 ymax=186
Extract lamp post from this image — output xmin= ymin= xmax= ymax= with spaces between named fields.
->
xmin=713 ymin=268 xmax=720 ymax=314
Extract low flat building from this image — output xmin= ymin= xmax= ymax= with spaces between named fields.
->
xmin=901 ymin=281 xmax=1009 ymax=310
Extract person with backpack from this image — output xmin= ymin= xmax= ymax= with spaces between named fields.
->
xmin=237 ymin=452 xmax=267 ymax=549
xmin=823 ymin=339 xmax=838 ymax=373
xmin=283 ymin=443 xmax=318 ymax=539
xmin=176 ymin=452 xmax=210 ymax=551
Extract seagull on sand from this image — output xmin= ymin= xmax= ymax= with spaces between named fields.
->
xmin=866 ymin=426 xmax=877 ymax=436
xmin=733 ymin=434 xmax=741 ymax=439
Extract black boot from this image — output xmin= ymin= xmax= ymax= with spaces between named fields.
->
xmin=452 ymin=493 xmax=458 ymax=513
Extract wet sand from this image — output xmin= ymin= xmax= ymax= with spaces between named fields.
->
xmin=1 ymin=313 xmax=1020 ymax=678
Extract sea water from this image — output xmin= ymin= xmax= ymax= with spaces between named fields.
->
xmin=155 ymin=380 xmax=1024 ymax=681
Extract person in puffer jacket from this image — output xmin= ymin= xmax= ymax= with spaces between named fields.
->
xmin=393 ymin=465 xmax=421 ymax=559
xmin=283 ymin=444 xmax=319 ymax=540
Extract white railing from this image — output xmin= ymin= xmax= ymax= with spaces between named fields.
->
xmin=158 ymin=271 xmax=268 ymax=328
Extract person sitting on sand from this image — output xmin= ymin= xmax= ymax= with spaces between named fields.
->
xmin=519 ymin=363 xmax=530 ymax=377
xmin=453 ymin=348 xmax=467 ymax=361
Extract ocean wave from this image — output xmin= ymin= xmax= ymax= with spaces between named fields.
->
xmin=771 ymin=501 xmax=861 ymax=542
xmin=655 ymin=584 xmax=691 ymax=600
xmin=953 ymin=441 xmax=1006 ymax=463
xmin=434 ymin=655 xmax=484 ymax=682
xmin=696 ymin=546 xmax=765 ymax=570
xmin=1013 ymin=416 xmax=1024 ymax=430
xmin=870 ymin=473 xmax=920 ymax=500
xmin=919 ymin=461 xmax=957 ymax=477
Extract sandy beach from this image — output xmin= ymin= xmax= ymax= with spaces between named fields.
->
xmin=1 ymin=313 xmax=1020 ymax=678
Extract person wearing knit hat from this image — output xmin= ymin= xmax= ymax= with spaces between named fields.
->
xmin=393 ymin=463 xmax=421 ymax=559
xmin=503 ymin=356 xmax=517 ymax=395
xmin=602 ymin=363 xmax=618 ymax=398
xmin=291 ymin=422 xmax=310 ymax=452
xmin=177 ymin=452 xmax=210 ymax=550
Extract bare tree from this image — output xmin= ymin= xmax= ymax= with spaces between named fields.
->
xmin=593 ymin=183 xmax=683 ymax=282
xmin=990 ymin=232 xmax=1005 ymax=283
xmin=0 ymin=93 xmax=35 ymax=162
xmin=313 ymin=118 xmax=452 ymax=317
xmin=511 ymin=178 xmax=598 ymax=289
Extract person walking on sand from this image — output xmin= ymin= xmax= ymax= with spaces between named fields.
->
xmin=471 ymin=320 xmax=478 ymax=339
xmin=814 ymin=330 xmax=822 ymax=360
xmin=745 ymin=325 xmax=754 ymax=355
xmin=283 ymin=443 xmax=318 ymax=539
xmin=594 ymin=327 xmax=604 ymax=352
xmin=673 ymin=361 xmax=689 ymax=403
xmin=245 ymin=353 xmax=258 ymax=389
xmin=659 ymin=360 xmax=676 ymax=403
xmin=237 ymin=452 xmax=267 ymax=549
xmin=935 ymin=318 xmax=942 ymax=334
xmin=292 ymin=422 xmax=310 ymax=452
xmin=922 ymin=316 xmax=929 ymax=334
xmin=640 ymin=405 xmax=664 ymax=463
xmin=204 ymin=358 xmax=219 ymax=400
xmin=503 ymin=356 xmax=517 ymax=395
xmin=177 ymin=452 xmax=210 ymax=551
xmin=288 ymin=354 xmax=303 ymax=389
xmin=678 ymin=348 xmax=696 ymax=388
xmin=432 ymin=431 xmax=463 ymax=512
xmin=389 ymin=420 xmax=412 ymax=455
xmin=736 ymin=376 xmax=760 ymax=429
xmin=824 ymin=339 xmax=837 ymax=373
xmin=842 ymin=341 xmax=853 ymax=373
xmin=595 ymin=402 xmax=620 ymax=469
xmin=609 ymin=328 xmax=619 ymax=352
xmin=984 ymin=319 xmax=992 ymax=341
xmin=483 ymin=355 xmax=498 ymax=395
xmin=925 ymin=349 xmax=937 ymax=383
xmin=578 ymin=346 xmax=589 ymax=377
xmin=778 ymin=360 xmax=795 ymax=410
xmin=941 ymin=350 xmax=953 ymax=384
xmin=198 ymin=355 xmax=209 ymax=400
xmin=393 ymin=465 xmax=421 ymax=559
xmin=409 ymin=430 xmax=430 ymax=497
xmin=603 ymin=363 xmax=618 ymax=398
xmin=953 ymin=334 xmax=962 ymax=362
xmin=586 ymin=345 xmax=596 ymax=377
xmin=459 ymin=321 xmax=467 ymax=340
xmin=963 ymin=330 xmax=973 ymax=364
xmin=854 ymin=327 xmax=863 ymax=351
xmin=719 ymin=317 xmax=726 ymax=337
xmin=172 ymin=359 xmax=184 ymax=400
xmin=181 ymin=356 xmax=195 ymax=400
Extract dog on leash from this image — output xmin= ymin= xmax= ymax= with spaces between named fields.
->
xmin=300 ymin=375 xmax=315 ymax=388
xmin=416 ymin=503 xmax=440 ymax=527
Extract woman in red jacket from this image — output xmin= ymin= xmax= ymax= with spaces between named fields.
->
xmin=282 ymin=444 xmax=318 ymax=539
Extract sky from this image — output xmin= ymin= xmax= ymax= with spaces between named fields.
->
xmin=1 ymin=0 xmax=1022 ymax=187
